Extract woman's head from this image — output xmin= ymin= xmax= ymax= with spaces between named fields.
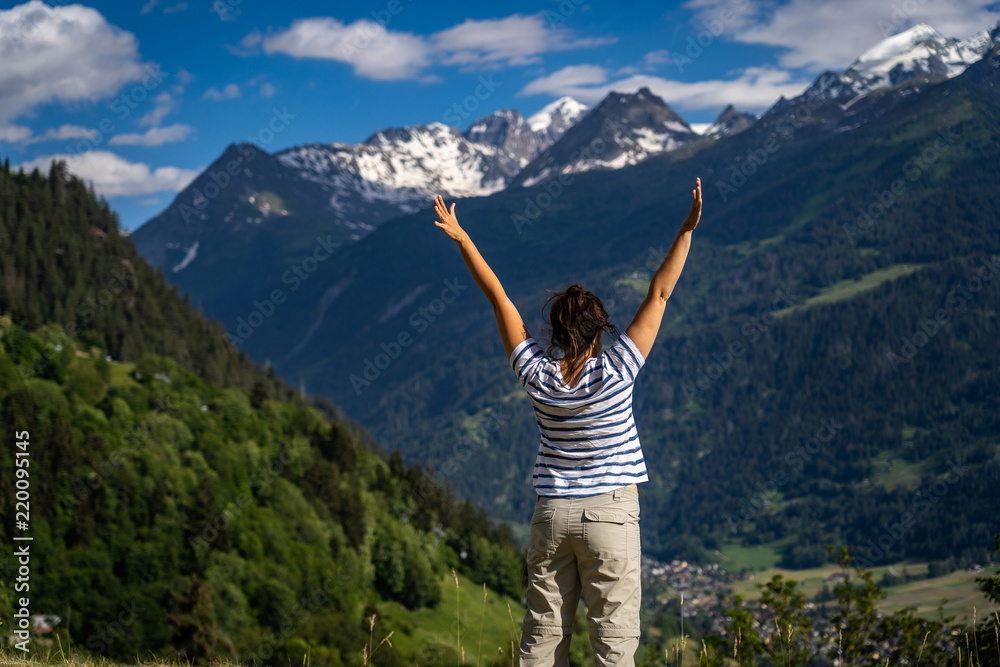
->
xmin=542 ymin=283 xmax=620 ymax=371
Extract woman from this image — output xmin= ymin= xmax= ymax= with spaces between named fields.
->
xmin=432 ymin=177 xmax=702 ymax=666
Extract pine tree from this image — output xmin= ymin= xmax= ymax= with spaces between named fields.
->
xmin=167 ymin=576 xmax=235 ymax=664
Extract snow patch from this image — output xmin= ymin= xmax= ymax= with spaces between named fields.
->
xmin=527 ymin=96 xmax=589 ymax=134
xmin=172 ymin=241 xmax=199 ymax=273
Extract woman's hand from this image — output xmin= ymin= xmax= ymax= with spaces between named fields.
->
xmin=680 ymin=177 xmax=702 ymax=233
xmin=433 ymin=195 xmax=467 ymax=243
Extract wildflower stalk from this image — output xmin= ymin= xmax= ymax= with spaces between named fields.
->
xmin=477 ymin=583 xmax=487 ymax=667
xmin=452 ymin=568 xmax=460 ymax=667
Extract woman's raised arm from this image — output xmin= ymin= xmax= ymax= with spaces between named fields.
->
xmin=625 ymin=177 xmax=702 ymax=360
xmin=432 ymin=195 xmax=530 ymax=358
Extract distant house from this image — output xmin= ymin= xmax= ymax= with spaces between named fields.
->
xmin=30 ymin=615 xmax=60 ymax=644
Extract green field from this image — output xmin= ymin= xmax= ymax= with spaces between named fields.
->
xmin=715 ymin=541 xmax=785 ymax=573
xmin=730 ymin=561 xmax=998 ymax=622
xmin=251 ymin=190 xmax=288 ymax=216
xmin=868 ymin=448 xmax=928 ymax=491
xmin=729 ymin=233 xmax=785 ymax=256
xmin=878 ymin=568 xmax=1000 ymax=622
xmin=374 ymin=571 xmax=526 ymax=663
xmin=778 ymin=263 xmax=926 ymax=317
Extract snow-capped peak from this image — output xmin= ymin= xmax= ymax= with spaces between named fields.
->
xmin=527 ymin=97 xmax=589 ymax=142
xmin=798 ymin=20 xmax=1000 ymax=104
xmin=849 ymin=22 xmax=966 ymax=80
xmin=852 ymin=23 xmax=945 ymax=71
xmin=958 ymin=20 xmax=1000 ymax=58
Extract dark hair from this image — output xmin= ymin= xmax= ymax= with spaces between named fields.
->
xmin=541 ymin=283 xmax=620 ymax=387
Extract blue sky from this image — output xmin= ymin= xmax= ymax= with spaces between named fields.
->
xmin=2 ymin=0 xmax=998 ymax=230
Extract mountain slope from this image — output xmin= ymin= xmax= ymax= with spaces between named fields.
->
xmin=0 ymin=159 xmax=525 ymax=665
xmin=0 ymin=158 xmax=303 ymax=408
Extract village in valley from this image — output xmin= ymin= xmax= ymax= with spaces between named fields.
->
xmin=639 ymin=551 xmax=997 ymax=645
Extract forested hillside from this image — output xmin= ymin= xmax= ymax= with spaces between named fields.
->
xmin=0 ymin=162 xmax=524 ymax=665
xmin=0 ymin=160 xmax=309 ymax=408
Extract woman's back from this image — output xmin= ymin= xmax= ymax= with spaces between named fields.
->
xmin=510 ymin=331 xmax=647 ymax=498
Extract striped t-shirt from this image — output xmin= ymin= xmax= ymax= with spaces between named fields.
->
xmin=509 ymin=331 xmax=648 ymax=498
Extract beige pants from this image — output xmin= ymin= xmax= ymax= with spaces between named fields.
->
xmin=519 ymin=484 xmax=641 ymax=666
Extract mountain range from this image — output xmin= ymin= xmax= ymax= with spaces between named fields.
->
xmin=128 ymin=22 xmax=1000 ymax=568
xmin=132 ymin=21 xmax=1000 ymax=290
xmin=130 ymin=93 xmax=756 ymax=310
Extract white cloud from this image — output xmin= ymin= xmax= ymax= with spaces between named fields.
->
xmin=259 ymin=82 xmax=277 ymax=98
xmin=0 ymin=125 xmax=33 ymax=142
xmin=684 ymin=0 xmax=1000 ymax=71
xmin=262 ymin=17 xmax=431 ymax=80
xmin=258 ymin=12 xmax=615 ymax=80
xmin=519 ymin=64 xmax=610 ymax=96
xmin=139 ymin=91 xmax=175 ymax=127
xmin=431 ymin=14 xmax=617 ymax=70
xmin=203 ymin=83 xmax=241 ymax=101
xmin=518 ymin=65 xmax=813 ymax=113
xmin=109 ymin=123 xmax=195 ymax=146
xmin=140 ymin=0 xmax=158 ymax=15
xmin=21 ymin=124 xmax=99 ymax=145
xmin=0 ymin=2 xmax=148 ymax=125
xmin=644 ymin=50 xmax=671 ymax=65
xmin=18 ymin=151 xmax=199 ymax=197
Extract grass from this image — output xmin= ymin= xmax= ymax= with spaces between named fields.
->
xmin=3 ymin=563 xmax=997 ymax=666
xmin=777 ymin=263 xmax=925 ymax=318
xmin=728 ymin=233 xmax=785 ymax=256
xmin=372 ymin=570 xmax=526 ymax=662
xmin=868 ymin=450 xmax=928 ymax=491
xmin=107 ymin=360 xmax=137 ymax=387
xmin=879 ymin=569 xmax=1000 ymax=622
xmin=250 ymin=190 xmax=287 ymax=216
xmin=0 ymin=572 xmax=526 ymax=667
xmin=715 ymin=542 xmax=784 ymax=574
xmin=612 ymin=275 xmax=650 ymax=295
xmin=0 ymin=659 xmax=239 ymax=667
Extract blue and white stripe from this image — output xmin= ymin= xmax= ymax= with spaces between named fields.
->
xmin=510 ymin=331 xmax=648 ymax=498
